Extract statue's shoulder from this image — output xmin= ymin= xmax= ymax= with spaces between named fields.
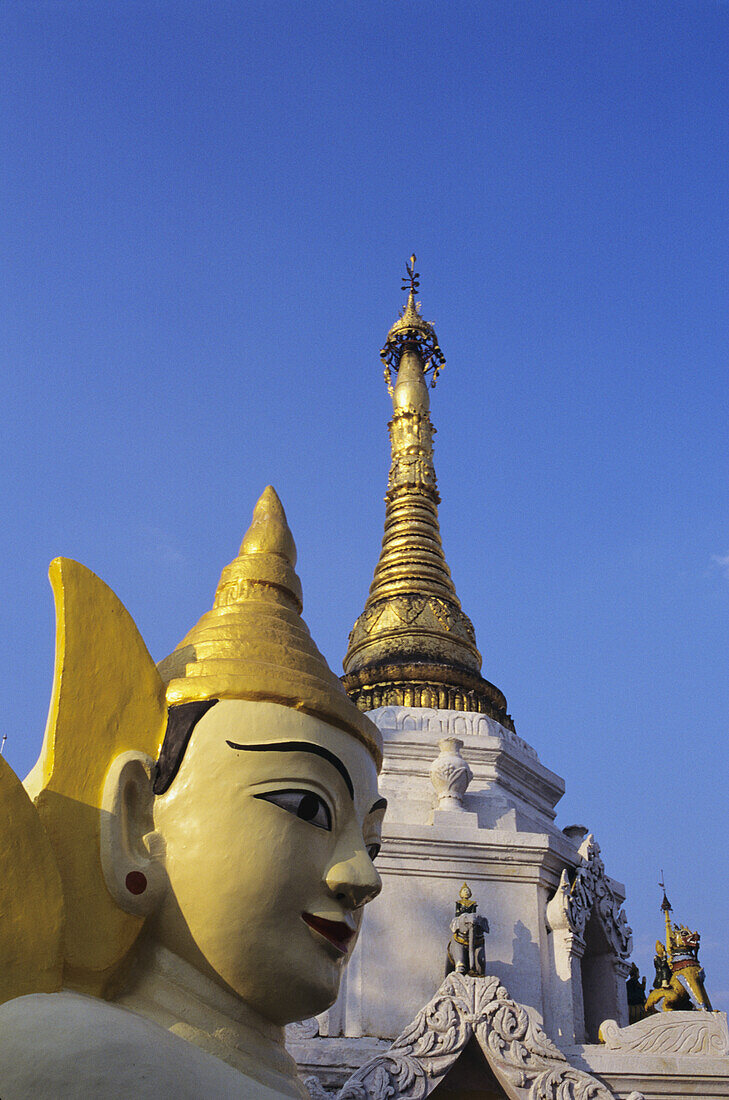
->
xmin=0 ymin=992 xmax=282 ymax=1099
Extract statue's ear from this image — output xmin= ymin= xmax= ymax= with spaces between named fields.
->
xmin=100 ymin=751 xmax=166 ymax=918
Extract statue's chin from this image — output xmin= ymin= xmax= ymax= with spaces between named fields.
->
xmin=255 ymin=964 xmax=344 ymax=1027
xmin=208 ymin=943 xmax=346 ymax=1028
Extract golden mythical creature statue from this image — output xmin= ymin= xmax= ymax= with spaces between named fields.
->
xmin=0 ymin=487 xmax=386 ymax=1099
xmin=645 ymin=885 xmax=712 ymax=1014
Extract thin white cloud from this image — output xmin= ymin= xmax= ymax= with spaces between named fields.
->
xmin=157 ymin=543 xmax=187 ymax=568
xmin=711 ymin=552 xmax=729 ymax=579
xmin=142 ymin=526 xmax=188 ymax=569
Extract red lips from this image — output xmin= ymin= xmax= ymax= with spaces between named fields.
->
xmin=302 ymin=913 xmax=355 ymax=954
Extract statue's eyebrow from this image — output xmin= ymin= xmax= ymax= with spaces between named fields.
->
xmin=226 ymin=740 xmax=354 ymax=800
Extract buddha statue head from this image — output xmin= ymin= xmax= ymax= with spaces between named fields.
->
xmin=11 ymin=487 xmax=384 ymax=1029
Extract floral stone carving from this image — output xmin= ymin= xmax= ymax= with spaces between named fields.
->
xmin=599 ymin=1010 xmax=729 ymax=1056
xmin=336 ymin=972 xmax=645 ymax=1100
xmin=546 ymin=833 xmax=632 ymax=959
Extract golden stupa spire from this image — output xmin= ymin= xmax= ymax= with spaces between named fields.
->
xmin=342 ymin=259 xmax=512 ymax=726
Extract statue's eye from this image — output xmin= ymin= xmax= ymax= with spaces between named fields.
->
xmin=254 ymin=789 xmax=332 ymax=831
xmin=367 ymin=842 xmax=381 ymax=862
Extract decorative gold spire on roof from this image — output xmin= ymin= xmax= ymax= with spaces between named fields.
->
xmin=342 ymin=261 xmax=512 ymax=727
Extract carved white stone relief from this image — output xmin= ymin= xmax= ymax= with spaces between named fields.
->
xmin=335 ymin=972 xmax=644 ymax=1100
xmin=287 ymin=1017 xmax=320 ymax=1040
xmin=370 ymin=706 xmax=539 ymax=760
xmin=429 ymin=737 xmax=473 ymax=809
xmin=599 ymin=1010 xmax=729 ymax=1056
xmin=304 ymin=1075 xmax=331 ymax=1099
xmin=546 ymin=834 xmax=632 ymax=959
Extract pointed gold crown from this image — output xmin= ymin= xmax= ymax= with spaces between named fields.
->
xmin=460 ymin=882 xmax=474 ymax=904
xmin=456 ymin=882 xmax=477 ymax=912
xmin=159 ymin=486 xmax=382 ymax=767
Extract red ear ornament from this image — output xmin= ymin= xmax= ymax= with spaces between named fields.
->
xmin=125 ymin=871 xmax=147 ymax=895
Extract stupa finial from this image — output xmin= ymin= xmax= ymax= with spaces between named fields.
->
xmin=401 ymin=253 xmax=420 ymax=297
xmin=381 ymin=254 xmax=445 ymax=395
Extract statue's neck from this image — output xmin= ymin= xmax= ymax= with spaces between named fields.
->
xmin=114 ymin=943 xmax=305 ymax=1097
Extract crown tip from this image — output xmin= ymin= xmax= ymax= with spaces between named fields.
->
xmin=260 ymin=484 xmax=282 ymax=507
xmin=239 ymin=485 xmax=297 ymax=566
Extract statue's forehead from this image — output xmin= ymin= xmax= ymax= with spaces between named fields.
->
xmin=184 ymin=698 xmax=380 ymax=809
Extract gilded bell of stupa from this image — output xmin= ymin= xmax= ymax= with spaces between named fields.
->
xmin=342 ymin=257 xmax=512 ymax=728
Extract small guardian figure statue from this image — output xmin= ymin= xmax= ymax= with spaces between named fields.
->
xmin=446 ymin=883 xmax=489 ymax=976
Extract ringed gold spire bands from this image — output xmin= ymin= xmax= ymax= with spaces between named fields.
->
xmin=342 ymin=259 xmax=512 ymax=728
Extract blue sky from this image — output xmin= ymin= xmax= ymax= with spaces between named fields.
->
xmin=2 ymin=2 xmax=728 ymax=1012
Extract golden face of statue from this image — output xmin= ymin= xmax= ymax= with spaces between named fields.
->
xmin=151 ymin=699 xmax=384 ymax=1025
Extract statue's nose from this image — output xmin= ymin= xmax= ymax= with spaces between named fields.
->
xmin=325 ymin=850 xmax=382 ymax=909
